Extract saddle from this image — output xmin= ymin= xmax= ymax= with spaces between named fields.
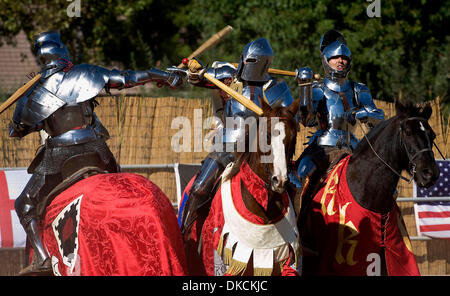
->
xmin=36 ymin=152 xmax=109 ymax=219
xmin=297 ymin=147 xmax=351 ymax=234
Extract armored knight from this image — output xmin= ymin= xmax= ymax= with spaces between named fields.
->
xmin=290 ymin=30 xmax=385 ymax=194
xmin=177 ymin=38 xmax=295 ymax=234
xmin=10 ymin=31 xmax=182 ymax=274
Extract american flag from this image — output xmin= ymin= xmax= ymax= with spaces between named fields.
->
xmin=414 ymin=160 xmax=450 ymax=239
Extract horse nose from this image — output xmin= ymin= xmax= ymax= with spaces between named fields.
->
xmin=431 ymin=164 xmax=440 ymax=182
xmin=420 ymin=165 xmax=440 ymax=187
xmin=271 ymin=175 xmax=279 ymax=187
xmin=271 ymin=175 xmax=287 ymax=191
xmin=427 ymin=163 xmax=440 ymax=179
xmin=423 ymin=168 xmax=434 ymax=178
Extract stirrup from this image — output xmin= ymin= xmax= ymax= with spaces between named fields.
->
xmin=17 ymin=257 xmax=53 ymax=276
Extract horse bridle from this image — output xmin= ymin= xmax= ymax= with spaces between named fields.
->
xmin=261 ymin=115 xmax=296 ymax=190
xmin=399 ymin=117 xmax=437 ymax=179
xmin=358 ymin=117 xmax=443 ymax=183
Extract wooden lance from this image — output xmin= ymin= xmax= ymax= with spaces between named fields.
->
xmin=0 ymin=74 xmax=41 ymax=115
xmin=177 ymin=25 xmax=233 ymax=68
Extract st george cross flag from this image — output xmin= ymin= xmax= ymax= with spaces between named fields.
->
xmin=0 ymin=169 xmax=30 ymax=248
xmin=414 ymin=160 xmax=450 ymax=239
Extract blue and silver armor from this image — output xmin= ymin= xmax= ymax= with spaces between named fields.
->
xmin=11 ymin=30 xmax=182 ymax=273
xmin=179 ymin=38 xmax=295 ymax=233
xmin=291 ymin=30 xmax=385 ymax=190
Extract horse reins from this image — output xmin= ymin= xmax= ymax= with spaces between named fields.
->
xmin=357 ymin=117 xmax=441 ymax=183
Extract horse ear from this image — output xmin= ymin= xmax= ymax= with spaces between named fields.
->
xmin=288 ymin=99 xmax=300 ymax=116
xmin=421 ymin=103 xmax=432 ymax=120
xmin=395 ymin=99 xmax=408 ymax=117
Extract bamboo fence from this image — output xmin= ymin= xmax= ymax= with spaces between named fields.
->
xmin=0 ymin=95 xmax=448 ymax=275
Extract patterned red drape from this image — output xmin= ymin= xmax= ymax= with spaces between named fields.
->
xmin=42 ymin=173 xmax=187 ymax=276
xmin=303 ymin=156 xmax=420 ymax=276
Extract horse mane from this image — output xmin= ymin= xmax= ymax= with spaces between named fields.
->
xmin=353 ymin=100 xmax=430 ymax=156
xmin=352 ymin=117 xmax=394 ymax=155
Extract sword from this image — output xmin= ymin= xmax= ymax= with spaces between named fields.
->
xmin=0 ymin=73 xmax=41 ymax=115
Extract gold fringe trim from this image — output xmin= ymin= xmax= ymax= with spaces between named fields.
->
xmin=226 ymin=259 xmax=248 ymax=276
xmin=216 ymin=232 xmax=302 ymax=275
xmin=224 ymin=247 xmax=233 ymax=265
xmin=254 ymin=267 xmax=273 ymax=276
xmin=217 ymin=235 xmax=225 ymax=257
xmin=295 ymin=246 xmax=300 ymax=269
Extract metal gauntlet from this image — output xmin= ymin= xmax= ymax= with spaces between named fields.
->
xmin=296 ymin=67 xmax=314 ymax=126
xmin=108 ymin=68 xmax=182 ymax=89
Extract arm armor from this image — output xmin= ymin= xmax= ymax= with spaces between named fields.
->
xmin=107 ymin=67 xmax=181 ymax=90
xmin=353 ymin=83 xmax=385 ymax=128
xmin=300 ymin=81 xmax=325 ymax=128
xmin=190 ymin=61 xmax=237 ymax=89
xmin=8 ymin=96 xmax=44 ymax=138
xmin=296 ymin=67 xmax=314 ymax=127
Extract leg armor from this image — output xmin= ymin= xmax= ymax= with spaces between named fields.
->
xmin=289 ymin=154 xmax=318 ymax=190
xmin=296 ymin=154 xmax=318 ymax=183
xmin=179 ymin=152 xmax=234 ymax=234
xmin=15 ymin=173 xmax=62 ymax=269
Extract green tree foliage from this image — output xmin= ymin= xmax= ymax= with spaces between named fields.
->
xmin=174 ymin=0 xmax=449 ymax=120
xmin=175 ymin=0 xmax=448 ymax=102
xmin=0 ymin=0 xmax=190 ymax=68
xmin=0 ymin=0 xmax=448 ymax=117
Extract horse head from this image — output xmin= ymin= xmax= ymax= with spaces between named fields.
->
xmin=395 ymin=100 xmax=440 ymax=188
xmin=224 ymin=99 xmax=299 ymax=195
xmin=256 ymin=99 xmax=299 ymax=193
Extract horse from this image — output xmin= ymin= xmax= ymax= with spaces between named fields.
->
xmin=180 ymin=99 xmax=302 ymax=276
xmin=29 ymin=172 xmax=188 ymax=276
xmin=299 ymin=100 xmax=440 ymax=276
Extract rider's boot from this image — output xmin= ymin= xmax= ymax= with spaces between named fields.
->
xmin=180 ymin=155 xmax=232 ymax=235
xmin=18 ymin=219 xmax=52 ymax=275
xmin=15 ymin=175 xmax=53 ymax=275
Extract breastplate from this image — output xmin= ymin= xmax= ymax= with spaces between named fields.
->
xmin=314 ymin=79 xmax=359 ymax=149
xmin=221 ymin=82 xmax=264 ymax=143
xmin=224 ymin=82 xmax=264 ymax=118
xmin=44 ymin=101 xmax=94 ymax=137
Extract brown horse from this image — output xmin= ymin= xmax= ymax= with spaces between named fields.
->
xmin=182 ymin=99 xmax=301 ymax=276
xmin=300 ymin=100 xmax=440 ymax=276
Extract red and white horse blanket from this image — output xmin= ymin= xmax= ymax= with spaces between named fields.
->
xmin=302 ymin=155 xmax=420 ymax=276
xmin=199 ymin=162 xmax=301 ymax=276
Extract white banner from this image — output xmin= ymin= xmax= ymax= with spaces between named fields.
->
xmin=0 ymin=169 xmax=31 ymax=248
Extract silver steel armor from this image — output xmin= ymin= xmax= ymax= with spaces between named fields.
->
xmin=34 ymin=31 xmax=71 ymax=78
xmin=306 ymin=78 xmax=385 ymax=149
xmin=178 ymin=38 xmax=295 ymax=234
xmin=236 ymin=38 xmax=273 ymax=82
xmin=291 ymin=30 xmax=385 ymax=193
xmin=319 ymin=30 xmax=352 ymax=81
xmin=11 ymin=30 xmax=182 ymax=274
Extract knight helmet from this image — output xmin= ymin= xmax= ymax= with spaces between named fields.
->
xmin=236 ymin=38 xmax=273 ymax=83
xmin=319 ymin=30 xmax=352 ymax=81
xmin=33 ymin=30 xmax=71 ymax=78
